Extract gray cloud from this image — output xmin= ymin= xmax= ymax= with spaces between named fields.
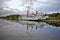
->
xmin=33 ymin=0 xmax=60 ymax=13
xmin=0 ymin=0 xmax=60 ymax=16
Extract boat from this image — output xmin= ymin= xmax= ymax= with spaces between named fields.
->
xmin=19 ymin=11 xmax=48 ymax=20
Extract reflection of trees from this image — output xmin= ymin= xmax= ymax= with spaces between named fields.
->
xmin=46 ymin=22 xmax=60 ymax=27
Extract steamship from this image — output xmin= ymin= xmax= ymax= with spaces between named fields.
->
xmin=19 ymin=11 xmax=48 ymax=20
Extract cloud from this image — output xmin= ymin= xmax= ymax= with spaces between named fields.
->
xmin=32 ymin=0 xmax=60 ymax=13
xmin=0 ymin=0 xmax=60 ymax=16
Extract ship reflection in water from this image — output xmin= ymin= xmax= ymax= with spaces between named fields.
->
xmin=0 ymin=19 xmax=60 ymax=40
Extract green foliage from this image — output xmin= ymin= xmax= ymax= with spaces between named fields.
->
xmin=46 ymin=22 xmax=60 ymax=27
xmin=3 ymin=14 xmax=21 ymax=20
xmin=45 ymin=12 xmax=60 ymax=20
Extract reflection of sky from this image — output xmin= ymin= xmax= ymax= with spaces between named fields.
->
xmin=0 ymin=0 xmax=60 ymax=16
xmin=0 ymin=19 xmax=60 ymax=40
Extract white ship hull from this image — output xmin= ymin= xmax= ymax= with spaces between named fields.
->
xmin=19 ymin=16 xmax=48 ymax=20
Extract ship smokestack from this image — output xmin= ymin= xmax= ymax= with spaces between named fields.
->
xmin=36 ymin=11 xmax=38 ymax=14
xmin=27 ymin=10 xmax=29 ymax=17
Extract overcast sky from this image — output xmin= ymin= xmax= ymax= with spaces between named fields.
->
xmin=0 ymin=0 xmax=60 ymax=16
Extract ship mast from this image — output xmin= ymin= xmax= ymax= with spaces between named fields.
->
xmin=23 ymin=0 xmax=33 ymax=17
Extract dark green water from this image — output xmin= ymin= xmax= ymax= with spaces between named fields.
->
xmin=0 ymin=19 xmax=60 ymax=40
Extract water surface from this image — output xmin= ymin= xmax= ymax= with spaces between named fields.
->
xmin=0 ymin=19 xmax=60 ymax=40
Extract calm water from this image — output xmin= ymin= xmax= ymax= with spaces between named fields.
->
xmin=0 ymin=19 xmax=60 ymax=40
